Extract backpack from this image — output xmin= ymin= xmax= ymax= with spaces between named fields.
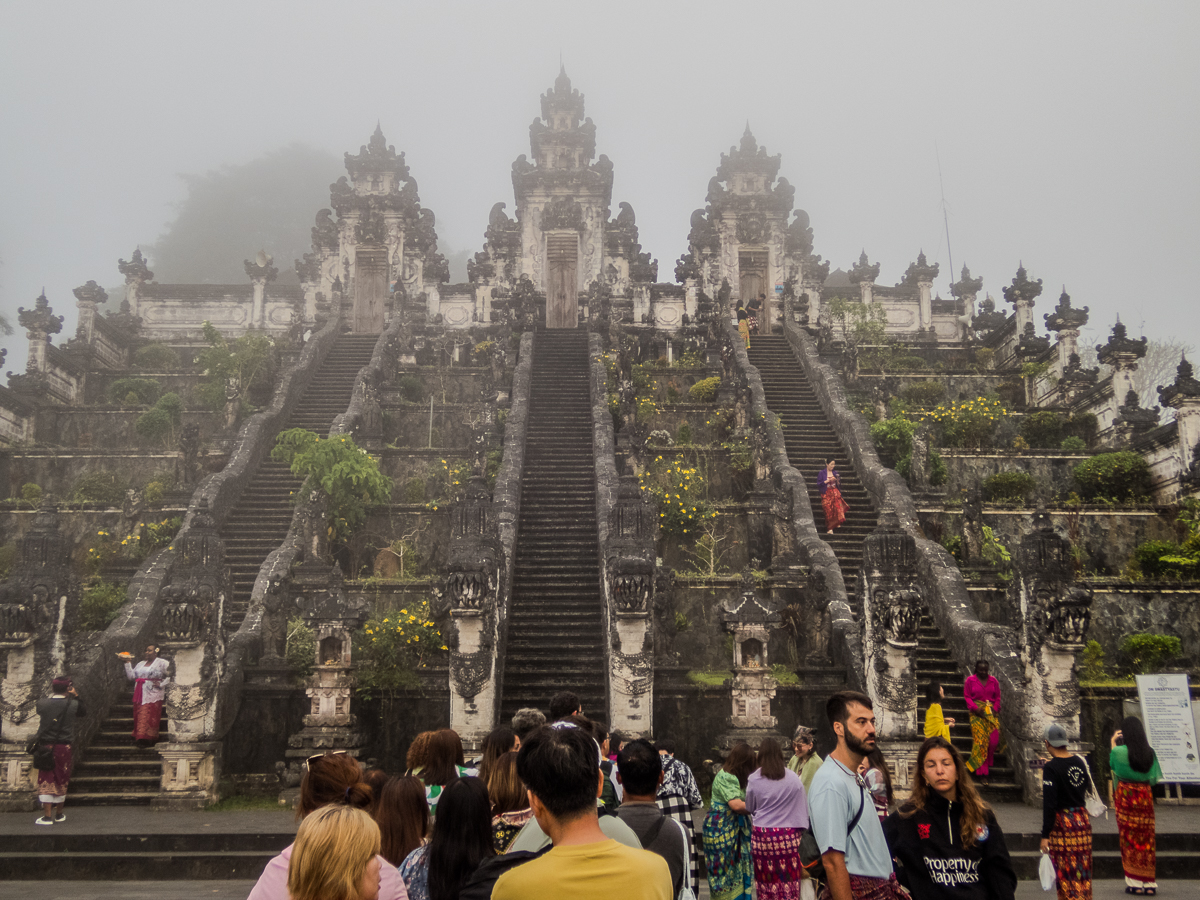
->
xmin=799 ymin=780 xmax=866 ymax=886
xmin=458 ymin=846 xmax=551 ymax=900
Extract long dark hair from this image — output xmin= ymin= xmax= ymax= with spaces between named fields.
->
xmin=901 ymin=737 xmax=991 ymax=847
xmin=423 ymin=729 xmax=466 ymax=787
xmin=427 ymin=777 xmax=495 ymax=900
xmin=757 ymin=737 xmax=787 ymax=780
xmin=723 ymin=741 xmax=756 ymax=789
xmin=1120 ymin=716 xmax=1156 ymax=774
xmin=476 ymin=726 xmax=518 ymax=785
xmin=376 ymin=775 xmax=428 ymax=867
xmin=486 ymin=750 xmax=528 ymax=815
xmin=865 ymin=749 xmax=894 ymax=805
xmin=925 ymin=681 xmax=943 ymax=705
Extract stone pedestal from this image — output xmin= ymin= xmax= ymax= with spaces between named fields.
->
xmin=153 ymin=741 xmax=222 ymax=809
xmin=0 ymin=742 xmax=36 ymax=811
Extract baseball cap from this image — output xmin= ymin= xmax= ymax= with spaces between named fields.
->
xmin=1044 ymin=723 xmax=1069 ymax=748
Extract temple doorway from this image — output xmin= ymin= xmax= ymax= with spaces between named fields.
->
xmin=546 ymin=233 xmax=579 ymax=329
xmin=739 ymin=249 xmax=768 ymax=313
xmin=353 ymin=248 xmax=387 ymax=333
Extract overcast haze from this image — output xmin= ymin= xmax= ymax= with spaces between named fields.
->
xmin=2 ymin=1 xmax=1197 ymax=373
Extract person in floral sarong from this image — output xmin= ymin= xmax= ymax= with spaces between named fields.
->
xmin=1110 ymin=718 xmax=1162 ymax=895
xmin=121 ymin=645 xmax=169 ymax=747
xmin=703 ymin=741 xmax=755 ymax=900
xmin=817 ymin=460 xmax=849 ymax=534
xmin=964 ymin=660 xmax=1002 ymax=785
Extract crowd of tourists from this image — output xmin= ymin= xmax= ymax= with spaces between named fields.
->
xmin=30 ymin=675 xmax=1166 ymax=900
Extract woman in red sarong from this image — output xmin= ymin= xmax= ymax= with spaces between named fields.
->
xmin=817 ymin=459 xmax=848 ymax=534
xmin=1110 ymin=717 xmax=1162 ymax=895
xmin=120 ymin=645 xmax=169 ymax=747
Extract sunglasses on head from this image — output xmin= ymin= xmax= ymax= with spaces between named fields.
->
xmin=304 ymin=750 xmax=349 ymax=772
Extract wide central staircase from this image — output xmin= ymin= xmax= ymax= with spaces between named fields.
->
xmin=747 ymin=335 xmax=877 ymax=595
xmin=69 ymin=331 xmax=378 ymax=806
xmin=500 ymin=331 xmax=607 ymax=722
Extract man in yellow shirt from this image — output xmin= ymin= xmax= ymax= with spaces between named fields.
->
xmin=492 ymin=725 xmax=672 ymax=900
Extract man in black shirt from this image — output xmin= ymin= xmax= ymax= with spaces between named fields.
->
xmin=1040 ymin=723 xmax=1093 ymax=900
xmin=34 ymin=676 xmax=85 ymax=825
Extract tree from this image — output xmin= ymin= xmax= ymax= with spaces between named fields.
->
xmin=148 ymin=144 xmax=342 ymax=284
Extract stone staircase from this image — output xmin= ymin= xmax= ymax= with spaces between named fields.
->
xmin=747 ymin=335 xmax=877 ymax=597
xmin=500 ymin=331 xmax=607 ymax=722
xmin=219 ymin=332 xmax=379 ymax=631
xmin=914 ymin=612 xmax=1022 ymax=800
xmin=68 ymin=700 xmax=161 ymax=806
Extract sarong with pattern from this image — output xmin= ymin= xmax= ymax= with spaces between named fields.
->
xmin=820 ymin=873 xmax=910 ymax=900
xmin=966 ymin=706 xmax=1000 ymax=776
xmin=822 ymin=485 xmax=848 ymax=532
xmin=1115 ymin=780 xmax=1156 ymax=888
xmin=703 ymin=803 xmax=752 ymax=900
xmin=35 ymin=743 xmax=72 ymax=800
xmin=751 ymin=826 xmax=803 ymax=900
xmin=132 ymin=698 xmax=163 ymax=742
xmin=1048 ymin=807 xmax=1092 ymax=900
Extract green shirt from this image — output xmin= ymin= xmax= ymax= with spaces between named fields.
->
xmin=787 ymin=753 xmax=824 ymax=793
xmin=711 ymin=769 xmax=745 ymax=806
xmin=1109 ymin=745 xmax=1162 ymax=786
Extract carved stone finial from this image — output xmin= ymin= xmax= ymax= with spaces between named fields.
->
xmin=848 ymin=251 xmax=881 ymax=285
xmin=951 ymin=264 xmax=983 ymax=299
xmin=118 ymin=248 xmax=154 ymax=285
xmin=1159 ymin=354 xmax=1200 ymax=407
xmin=244 ymin=253 xmax=278 ymax=284
xmin=902 ymin=251 xmax=939 ymax=286
xmin=1044 ymin=289 xmax=1089 ymax=333
xmin=72 ymin=280 xmax=109 ymax=307
xmin=1002 ymin=263 xmax=1044 ymax=308
xmin=17 ymin=291 xmax=63 ymax=337
xmin=1097 ymin=318 xmax=1149 ymax=367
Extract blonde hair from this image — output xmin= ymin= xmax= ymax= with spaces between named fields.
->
xmin=287 ymin=804 xmax=381 ymax=900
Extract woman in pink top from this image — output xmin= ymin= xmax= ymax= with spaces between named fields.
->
xmin=745 ymin=737 xmax=809 ymax=900
xmin=964 ymin=659 xmax=1002 ymax=785
xmin=247 ymin=753 xmax=408 ymax=900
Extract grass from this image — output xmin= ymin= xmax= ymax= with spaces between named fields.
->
xmin=771 ymin=664 xmax=801 ymax=686
xmin=687 ymin=668 xmax=730 ymax=687
xmin=208 ymin=793 xmax=285 ymax=811
xmin=1078 ymin=677 xmax=1137 ymax=688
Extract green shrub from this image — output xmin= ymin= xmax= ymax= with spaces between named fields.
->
xmin=869 ymin=415 xmax=915 ymax=469
xmin=20 ymin=483 xmax=42 ymax=507
xmin=640 ymin=457 xmax=714 ymax=537
xmin=1132 ymin=539 xmax=1200 ymax=579
xmin=675 ymin=350 xmax=703 ymax=368
xmin=0 ymin=543 xmax=16 ymax=578
xmin=1060 ymin=436 xmax=1087 ymax=452
xmin=1020 ymin=410 xmax=1065 ymax=449
xmin=676 ymin=422 xmax=693 ymax=445
xmin=1064 ymin=412 xmax=1098 ymax=447
xmin=285 ymin=616 xmax=315 ymax=680
xmin=72 ymin=472 xmax=126 ymax=506
xmin=980 ymin=526 xmax=1012 ymax=569
xmin=1073 ymin=451 xmax=1152 ymax=502
xmin=1080 ymin=640 xmax=1108 ymax=682
xmin=144 ymin=481 xmax=165 ymax=504
xmin=135 ymin=393 xmax=183 ymax=448
xmin=398 ymin=375 xmax=424 ymax=403
xmin=929 ymin=449 xmax=948 ymax=487
xmin=77 ymin=579 xmax=127 ymax=630
xmin=107 ymin=377 xmax=161 ymax=407
xmin=921 ymin=397 xmax=1009 ymax=449
xmin=889 ymin=354 xmax=931 ymax=372
xmin=982 ymin=471 xmax=1037 ymax=503
xmin=1120 ymin=634 xmax=1182 ymax=674
xmin=974 ymin=348 xmax=995 ymax=370
xmin=899 ymin=380 xmax=946 ymax=407
xmin=133 ymin=343 xmax=180 ymax=371
xmin=688 ymin=377 xmax=720 ymax=402
xmin=194 ymin=322 xmax=277 ymax=413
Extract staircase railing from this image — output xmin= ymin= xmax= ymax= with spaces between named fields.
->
xmin=722 ymin=317 xmax=864 ymax=685
xmin=69 ymin=313 xmax=344 ymax=768
xmin=779 ymin=317 xmax=1040 ymax=802
xmin=487 ymin=332 xmax=535 ymax=726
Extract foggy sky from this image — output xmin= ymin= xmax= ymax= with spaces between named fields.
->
xmin=2 ymin=1 xmax=1197 ymax=374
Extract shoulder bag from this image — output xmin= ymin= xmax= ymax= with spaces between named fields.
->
xmin=1076 ymin=754 xmax=1108 ymax=818
xmin=800 ymin=781 xmax=866 ymax=885
xmin=27 ymin=698 xmax=69 ymax=771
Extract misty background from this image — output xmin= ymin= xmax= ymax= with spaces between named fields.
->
xmin=1 ymin=1 xmax=1197 ymax=393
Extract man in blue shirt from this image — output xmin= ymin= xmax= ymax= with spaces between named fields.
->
xmin=808 ymin=690 xmax=902 ymax=900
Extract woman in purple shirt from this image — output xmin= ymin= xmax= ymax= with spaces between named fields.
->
xmin=745 ymin=737 xmax=809 ymax=900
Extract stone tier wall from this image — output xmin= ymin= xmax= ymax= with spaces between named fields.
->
xmin=781 ymin=318 xmax=1043 ymax=803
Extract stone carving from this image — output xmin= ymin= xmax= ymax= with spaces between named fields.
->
xmin=180 ymin=423 xmax=201 ymax=487
xmin=1043 ymin=289 xmax=1089 ymax=333
xmin=605 ymin=476 xmax=655 ymax=614
xmin=849 ymin=251 xmax=881 ymax=285
xmin=243 ymin=254 xmax=278 ymax=284
xmin=355 ymin=207 xmax=388 ymax=246
xmin=901 ymin=251 xmax=940 ymax=286
xmin=344 ymin=124 xmax=410 ymax=183
xmin=1003 ymin=263 xmax=1044 ymax=309
xmin=18 ymin=292 xmax=64 ymax=340
xmin=719 ymin=569 xmax=782 ymax=746
xmin=118 ymin=248 xmax=154 ymax=285
xmin=540 ymin=197 xmax=585 ymax=231
xmin=950 ymin=265 xmax=983 ymax=301
xmin=312 ymin=209 xmax=340 ymax=252
xmin=970 ymin=295 xmax=1008 ymax=339
xmin=0 ymin=499 xmax=72 ymax=647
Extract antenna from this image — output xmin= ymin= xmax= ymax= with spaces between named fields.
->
xmin=936 ymin=143 xmax=954 ymax=285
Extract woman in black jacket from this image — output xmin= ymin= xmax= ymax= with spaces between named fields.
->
xmin=884 ymin=737 xmax=1016 ymax=900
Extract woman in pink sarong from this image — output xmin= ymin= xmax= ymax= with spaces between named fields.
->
xmin=817 ymin=460 xmax=849 ymax=534
xmin=964 ymin=659 xmax=1002 ymax=785
xmin=121 ymin=645 xmax=169 ymax=747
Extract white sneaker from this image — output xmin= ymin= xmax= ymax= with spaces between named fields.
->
xmin=54 ymin=812 xmax=66 ymax=823
xmin=34 ymin=816 xmax=54 ymax=825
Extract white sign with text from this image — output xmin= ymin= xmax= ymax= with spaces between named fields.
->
xmin=1136 ymin=673 xmax=1200 ymax=783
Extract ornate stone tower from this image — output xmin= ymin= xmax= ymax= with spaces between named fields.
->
xmin=511 ymin=68 xmax=613 ymax=328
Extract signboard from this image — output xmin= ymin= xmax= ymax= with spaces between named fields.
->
xmin=1136 ymin=673 xmax=1200 ymax=782
xmin=774 ymin=283 xmax=784 ymax=294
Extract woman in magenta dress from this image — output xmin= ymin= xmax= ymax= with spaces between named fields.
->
xmin=964 ymin=659 xmax=1002 ymax=784
xmin=817 ymin=460 xmax=849 ymax=534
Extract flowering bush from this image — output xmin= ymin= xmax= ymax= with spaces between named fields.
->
xmin=688 ymin=377 xmax=721 ymax=402
xmin=354 ymin=601 xmax=447 ymax=696
xmin=425 ymin=458 xmax=469 ymax=511
xmin=921 ymin=397 xmax=1009 ymax=448
xmin=639 ymin=456 xmax=715 ymax=537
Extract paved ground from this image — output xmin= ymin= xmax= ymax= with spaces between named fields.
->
xmin=0 ymin=805 xmax=297 ymax=836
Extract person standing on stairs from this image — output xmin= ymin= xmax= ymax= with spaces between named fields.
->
xmin=33 ymin=676 xmax=85 ymax=825
xmin=737 ymin=302 xmax=751 ymax=349
xmin=120 ymin=645 xmax=169 ymax=748
xmin=963 ymin=662 xmax=1002 ymax=786
xmin=747 ymin=293 xmax=765 ymax=335
xmin=818 ymin=460 xmax=849 ymax=535
xmin=924 ymin=683 xmax=956 ymax=743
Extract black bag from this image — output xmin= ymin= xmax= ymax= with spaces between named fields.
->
xmin=800 ymin=781 xmax=866 ymax=885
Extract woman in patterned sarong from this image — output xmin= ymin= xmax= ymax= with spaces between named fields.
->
xmin=1041 ymin=723 xmax=1093 ymax=900
xmin=745 ymin=737 xmax=807 ymax=900
xmin=1110 ymin=717 xmax=1162 ymax=895
xmin=703 ymin=741 xmax=755 ymax=900
xmin=121 ymin=645 xmax=169 ymax=747
xmin=817 ymin=460 xmax=849 ymax=534
xmin=964 ymin=660 xmax=1002 ymax=785
xmin=737 ymin=303 xmax=751 ymax=349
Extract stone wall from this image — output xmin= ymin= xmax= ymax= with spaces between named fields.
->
xmin=1087 ymin=583 xmax=1200 ymax=665
xmin=30 ymin=408 xmax=223 ymax=452
xmin=939 ymin=451 xmax=1092 ymax=500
